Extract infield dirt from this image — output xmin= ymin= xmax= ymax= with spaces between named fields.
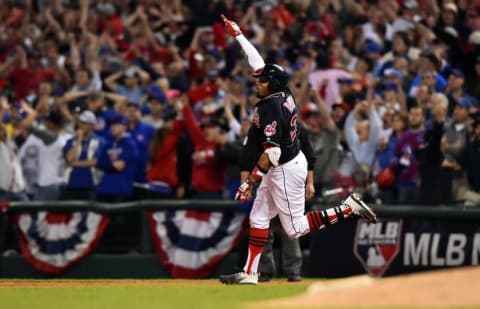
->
xmin=257 ymin=266 xmax=480 ymax=308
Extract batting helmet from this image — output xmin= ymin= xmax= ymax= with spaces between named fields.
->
xmin=253 ymin=63 xmax=289 ymax=93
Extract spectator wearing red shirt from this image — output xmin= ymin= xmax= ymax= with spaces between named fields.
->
xmin=8 ymin=47 xmax=55 ymax=100
xmin=146 ymin=111 xmax=184 ymax=198
xmin=180 ymin=102 xmax=226 ymax=199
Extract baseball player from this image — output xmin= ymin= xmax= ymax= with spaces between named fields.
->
xmin=219 ymin=15 xmax=377 ymax=285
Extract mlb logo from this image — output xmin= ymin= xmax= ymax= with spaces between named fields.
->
xmin=353 ymin=219 xmax=402 ymax=277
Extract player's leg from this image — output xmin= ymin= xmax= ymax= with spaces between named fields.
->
xmin=272 ymin=152 xmax=377 ymax=239
xmin=257 ymin=225 xmax=275 ymax=282
xmin=219 ymin=179 xmax=277 ymax=285
xmin=277 ymin=191 xmax=377 ymax=238
xmin=270 ymin=151 xmax=311 ymax=238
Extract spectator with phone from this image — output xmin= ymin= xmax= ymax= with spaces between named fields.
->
xmin=62 ymin=110 xmax=104 ymax=200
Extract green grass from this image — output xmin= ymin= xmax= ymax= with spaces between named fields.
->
xmin=0 ymin=279 xmax=312 ymax=309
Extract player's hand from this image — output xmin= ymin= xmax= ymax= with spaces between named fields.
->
xmin=235 ymin=179 xmax=253 ymax=203
xmin=113 ymin=160 xmax=126 ymax=171
xmin=221 ymin=14 xmax=242 ymax=37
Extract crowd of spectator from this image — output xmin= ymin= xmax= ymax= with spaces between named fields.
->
xmin=1 ymin=0 xmax=480 ymax=206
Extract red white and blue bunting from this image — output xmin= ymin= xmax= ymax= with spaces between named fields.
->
xmin=14 ymin=211 xmax=110 ymax=274
xmin=148 ymin=210 xmax=246 ymax=278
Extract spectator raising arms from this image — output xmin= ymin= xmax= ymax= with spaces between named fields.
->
xmin=180 ymin=101 xmax=226 ymax=199
xmin=344 ymin=98 xmax=382 ymax=169
xmin=0 ymin=0 xmax=479 ymax=209
xmin=20 ymin=102 xmax=71 ymax=201
xmin=146 ymin=110 xmax=184 ymax=198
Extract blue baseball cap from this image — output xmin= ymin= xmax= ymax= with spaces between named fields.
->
xmin=364 ymin=41 xmax=381 ymax=54
xmin=383 ymin=82 xmax=398 ymax=91
xmin=109 ymin=113 xmax=127 ymax=125
xmin=456 ymin=98 xmax=472 ymax=109
xmin=384 ymin=68 xmax=403 ymax=78
xmin=337 ymin=77 xmax=353 ymax=84
xmin=127 ymin=101 xmax=141 ymax=109
xmin=146 ymin=84 xmax=166 ymax=103
xmin=450 ymin=68 xmax=464 ymax=78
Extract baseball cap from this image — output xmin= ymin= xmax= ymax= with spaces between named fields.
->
xmin=383 ymin=82 xmax=398 ymax=91
xmin=444 ymin=2 xmax=458 ymax=14
xmin=469 ymin=30 xmax=480 ymax=45
xmin=403 ymin=0 xmax=418 ymax=9
xmin=127 ymin=101 xmax=141 ymax=109
xmin=300 ymin=103 xmax=321 ymax=118
xmin=363 ymin=41 xmax=381 ymax=54
xmin=443 ymin=26 xmax=459 ymax=39
xmin=332 ymin=101 xmax=351 ymax=113
xmin=337 ymin=77 xmax=353 ymax=85
xmin=124 ymin=67 xmax=138 ymax=78
xmin=79 ymin=110 xmax=96 ymax=124
xmin=384 ymin=68 xmax=403 ymax=78
xmin=166 ymin=89 xmax=181 ymax=100
xmin=200 ymin=117 xmax=224 ymax=130
xmin=450 ymin=68 xmax=464 ymax=78
xmin=96 ymin=2 xmax=115 ymax=16
xmin=456 ymin=98 xmax=472 ymax=109
xmin=109 ymin=113 xmax=127 ymax=125
xmin=146 ymin=84 xmax=166 ymax=103
xmin=420 ymin=49 xmax=440 ymax=67
xmin=46 ymin=110 xmax=64 ymax=127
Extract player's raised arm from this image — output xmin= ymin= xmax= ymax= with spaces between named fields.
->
xmin=221 ymin=14 xmax=265 ymax=73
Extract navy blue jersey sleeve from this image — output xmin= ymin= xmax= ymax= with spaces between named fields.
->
xmin=239 ymin=126 xmax=262 ymax=172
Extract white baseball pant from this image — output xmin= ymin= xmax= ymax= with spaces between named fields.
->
xmin=249 ymin=151 xmax=310 ymax=238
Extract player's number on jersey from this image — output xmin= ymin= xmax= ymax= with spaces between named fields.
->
xmin=290 ymin=114 xmax=298 ymax=142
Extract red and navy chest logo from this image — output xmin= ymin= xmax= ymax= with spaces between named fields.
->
xmin=353 ymin=219 xmax=402 ymax=277
xmin=264 ymin=121 xmax=277 ymax=137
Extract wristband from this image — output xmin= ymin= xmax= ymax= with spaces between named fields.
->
xmin=251 ymin=164 xmax=267 ymax=181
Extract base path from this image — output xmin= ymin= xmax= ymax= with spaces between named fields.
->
xmin=258 ymin=266 xmax=480 ymax=308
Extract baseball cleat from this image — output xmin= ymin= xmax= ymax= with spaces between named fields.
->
xmin=343 ymin=193 xmax=378 ymax=223
xmin=219 ymin=272 xmax=258 ymax=285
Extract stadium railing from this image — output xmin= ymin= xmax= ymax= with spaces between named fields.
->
xmin=6 ymin=199 xmax=480 ymax=221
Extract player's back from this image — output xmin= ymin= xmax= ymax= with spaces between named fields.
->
xmin=252 ymin=92 xmax=300 ymax=165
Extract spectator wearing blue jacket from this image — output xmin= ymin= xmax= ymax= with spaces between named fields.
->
xmin=96 ymin=114 xmax=138 ymax=202
xmin=125 ymin=101 xmax=154 ymax=188
xmin=62 ymin=111 xmax=104 ymax=200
